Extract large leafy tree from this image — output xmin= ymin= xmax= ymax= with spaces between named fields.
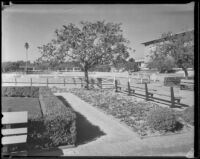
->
xmin=38 ymin=21 xmax=131 ymax=89
xmin=147 ymin=31 xmax=194 ymax=78
xmin=112 ymin=55 xmax=127 ymax=71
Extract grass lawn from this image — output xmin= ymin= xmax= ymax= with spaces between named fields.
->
xmin=2 ymin=97 xmax=42 ymax=118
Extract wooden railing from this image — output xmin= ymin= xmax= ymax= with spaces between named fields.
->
xmin=114 ymin=80 xmax=188 ymax=108
xmin=2 ymin=76 xmax=189 ymax=108
xmin=2 ymin=77 xmax=85 ymax=87
xmin=2 ymin=111 xmax=28 ymax=156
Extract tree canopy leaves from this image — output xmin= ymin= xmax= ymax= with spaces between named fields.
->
xmin=38 ymin=21 xmax=132 ymax=88
xmin=147 ymin=31 xmax=194 ymax=75
xmin=38 ymin=21 xmax=131 ymax=70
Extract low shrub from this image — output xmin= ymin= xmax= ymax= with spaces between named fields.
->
xmin=181 ymin=106 xmax=194 ymax=125
xmin=2 ymin=86 xmax=39 ymax=98
xmin=39 ymin=87 xmax=76 ymax=147
xmin=147 ymin=107 xmax=177 ymax=132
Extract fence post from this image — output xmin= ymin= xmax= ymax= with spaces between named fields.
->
xmin=127 ymin=81 xmax=131 ymax=96
xmin=81 ymin=78 xmax=83 ymax=88
xmin=113 ymin=75 xmax=116 ymax=88
xmin=64 ymin=78 xmax=65 ymax=86
xmin=15 ymin=78 xmax=17 ymax=86
xmin=145 ymin=83 xmax=149 ymax=101
xmin=115 ymin=80 xmax=118 ymax=92
xmin=47 ymin=78 xmax=48 ymax=87
xmin=100 ymin=78 xmax=103 ymax=89
xmin=30 ymin=78 xmax=32 ymax=86
xmin=170 ymin=87 xmax=175 ymax=108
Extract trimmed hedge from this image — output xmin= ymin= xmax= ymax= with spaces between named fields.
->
xmin=2 ymin=86 xmax=76 ymax=150
xmin=27 ymin=116 xmax=52 ymax=150
xmin=147 ymin=107 xmax=177 ymax=132
xmin=2 ymin=86 xmax=39 ymax=98
xmin=39 ymin=87 xmax=76 ymax=147
xmin=164 ymin=77 xmax=184 ymax=87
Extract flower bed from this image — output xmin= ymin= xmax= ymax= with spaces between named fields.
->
xmin=68 ymin=88 xmax=192 ymax=137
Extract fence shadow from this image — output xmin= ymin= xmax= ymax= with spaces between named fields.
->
xmin=57 ymin=96 xmax=106 ymax=146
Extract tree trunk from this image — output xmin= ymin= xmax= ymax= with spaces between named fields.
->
xmin=183 ymin=68 xmax=188 ymax=79
xmin=84 ymin=67 xmax=89 ymax=90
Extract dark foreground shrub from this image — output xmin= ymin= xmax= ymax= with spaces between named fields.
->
xmin=39 ymin=87 xmax=76 ymax=147
xmin=27 ymin=116 xmax=52 ymax=149
xmin=182 ymin=106 xmax=194 ymax=125
xmin=147 ymin=107 xmax=177 ymax=132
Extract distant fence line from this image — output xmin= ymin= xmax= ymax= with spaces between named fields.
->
xmin=2 ymin=76 xmax=85 ymax=87
xmin=2 ymin=76 xmax=189 ymax=108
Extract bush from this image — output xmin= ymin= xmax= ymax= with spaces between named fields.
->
xmin=2 ymin=86 xmax=39 ymax=98
xmin=182 ymin=106 xmax=194 ymax=125
xmin=147 ymin=107 xmax=177 ymax=132
xmin=39 ymin=87 xmax=76 ymax=146
xmin=27 ymin=116 xmax=52 ymax=150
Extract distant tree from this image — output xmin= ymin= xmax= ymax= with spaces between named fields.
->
xmin=24 ymin=42 xmax=30 ymax=73
xmin=34 ymin=58 xmax=51 ymax=70
xmin=125 ymin=58 xmax=139 ymax=73
xmin=38 ymin=21 xmax=131 ymax=89
xmin=147 ymin=55 xmax=176 ymax=73
xmin=112 ymin=56 xmax=127 ymax=71
xmin=2 ymin=62 xmax=15 ymax=72
xmin=147 ymin=31 xmax=194 ymax=78
xmin=2 ymin=61 xmax=29 ymax=72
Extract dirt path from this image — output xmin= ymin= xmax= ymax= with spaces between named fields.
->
xmin=50 ymin=93 xmax=193 ymax=156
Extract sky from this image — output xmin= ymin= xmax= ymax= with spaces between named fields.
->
xmin=2 ymin=3 xmax=194 ymax=62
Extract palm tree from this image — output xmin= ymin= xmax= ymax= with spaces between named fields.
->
xmin=24 ymin=42 xmax=29 ymax=74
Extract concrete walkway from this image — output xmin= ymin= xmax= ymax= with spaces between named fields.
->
xmin=41 ymin=93 xmax=193 ymax=156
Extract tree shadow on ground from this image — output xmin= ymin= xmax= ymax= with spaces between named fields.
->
xmin=57 ymin=96 xmax=106 ymax=146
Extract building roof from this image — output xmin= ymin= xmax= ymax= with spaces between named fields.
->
xmin=19 ymin=65 xmax=35 ymax=68
xmin=141 ymin=29 xmax=194 ymax=46
xmin=135 ymin=59 xmax=145 ymax=62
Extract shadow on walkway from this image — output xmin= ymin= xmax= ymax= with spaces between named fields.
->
xmin=57 ymin=96 xmax=106 ymax=146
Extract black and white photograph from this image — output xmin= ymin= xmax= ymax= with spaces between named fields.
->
xmin=2 ymin=2 xmax=195 ymax=157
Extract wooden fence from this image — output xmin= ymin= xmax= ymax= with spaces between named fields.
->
xmin=2 ymin=77 xmax=85 ymax=87
xmin=2 ymin=111 xmax=28 ymax=156
xmin=2 ymin=76 xmax=115 ymax=88
xmin=2 ymin=76 xmax=189 ymax=108
xmin=114 ymin=80 xmax=188 ymax=108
